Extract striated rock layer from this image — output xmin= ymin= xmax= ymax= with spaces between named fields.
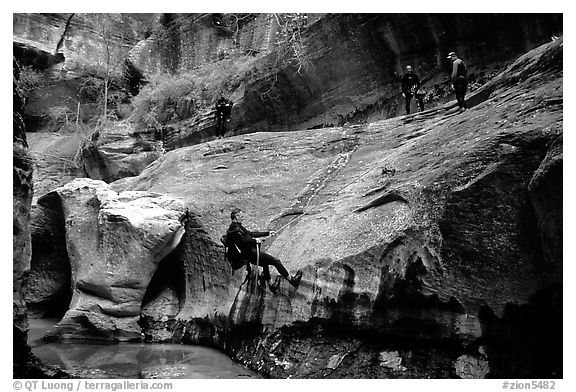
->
xmin=12 ymin=13 xmax=153 ymax=77
xmin=131 ymin=13 xmax=561 ymax=139
xmin=14 ymin=54 xmax=39 ymax=377
xmin=13 ymin=125 xmax=38 ymax=377
xmin=77 ymin=125 xmax=163 ymax=183
xmin=14 ymin=13 xmax=561 ymax=143
xmin=109 ymin=39 xmax=562 ymax=377
xmin=233 ymin=14 xmax=562 ymax=132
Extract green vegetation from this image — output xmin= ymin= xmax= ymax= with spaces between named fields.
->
xmin=74 ymin=64 xmax=128 ymax=123
xmin=16 ymin=65 xmax=44 ymax=103
xmin=130 ymin=54 xmax=261 ymax=130
xmin=129 ymin=13 xmax=313 ymax=131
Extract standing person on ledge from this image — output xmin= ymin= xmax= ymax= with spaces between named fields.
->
xmin=447 ymin=52 xmax=468 ymax=113
xmin=401 ymin=65 xmax=425 ymax=115
xmin=215 ymin=95 xmax=233 ymax=138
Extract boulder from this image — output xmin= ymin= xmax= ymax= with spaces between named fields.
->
xmin=40 ymin=178 xmax=187 ymax=341
xmin=454 ymin=354 xmax=490 ymax=379
xmin=378 ymin=351 xmax=407 ymax=372
xmin=79 ymin=125 xmax=163 ymax=183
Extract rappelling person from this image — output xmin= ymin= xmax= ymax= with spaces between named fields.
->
xmin=401 ymin=65 xmax=425 ymax=115
xmin=222 ymin=208 xmax=303 ymax=294
xmin=447 ymin=52 xmax=468 ymax=113
xmin=214 ymin=95 xmax=233 ymax=138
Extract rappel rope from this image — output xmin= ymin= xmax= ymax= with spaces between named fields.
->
xmin=233 ymin=243 xmax=251 ymax=287
xmin=271 ymin=160 xmax=380 ymax=235
xmin=255 ymin=241 xmax=260 ymax=289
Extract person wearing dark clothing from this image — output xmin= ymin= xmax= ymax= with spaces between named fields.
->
xmin=401 ymin=65 xmax=425 ymax=114
xmin=215 ymin=96 xmax=233 ymax=138
xmin=448 ymin=52 xmax=468 ymax=113
xmin=226 ymin=209 xmax=303 ymax=293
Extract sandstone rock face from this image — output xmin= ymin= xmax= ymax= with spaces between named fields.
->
xmin=13 ymin=142 xmax=35 ymax=375
xmin=39 ymin=178 xmax=187 ymax=341
xmin=130 ymin=14 xmax=561 ymax=139
xmin=78 ymin=125 xmax=163 ymax=183
xmin=528 ymin=134 xmax=562 ymax=284
xmin=14 ymin=58 xmax=67 ymax=378
xmin=27 ymin=132 xmax=86 ymax=203
xmin=232 ymin=14 xmax=562 ymax=133
xmin=12 ymin=13 xmax=152 ymax=77
xmin=130 ymin=13 xmax=279 ymax=75
xmin=14 ymin=59 xmax=33 ymax=336
xmin=26 ymin=125 xmax=162 ymax=205
xmin=18 ymin=15 xmax=562 ymax=377
xmin=162 ymin=110 xmax=219 ymax=151
xmin=14 ymin=55 xmax=35 ymax=377
xmin=13 ymin=14 xmax=153 ymax=132
xmin=14 ymin=14 xmax=561 ymax=150
xmin=112 ymin=39 xmax=562 ymax=378
xmin=13 ymin=41 xmax=64 ymax=72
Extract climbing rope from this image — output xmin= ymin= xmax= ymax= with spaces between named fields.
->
xmin=255 ymin=240 xmax=260 ymax=288
xmin=272 ymin=160 xmax=381 ymax=236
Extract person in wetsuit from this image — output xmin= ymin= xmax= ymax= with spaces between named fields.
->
xmin=226 ymin=208 xmax=302 ymax=293
xmin=401 ymin=65 xmax=425 ymax=115
xmin=448 ymin=52 xmax=468 ymax=113
xmin=215 ymin=96 xmax=233 ymax=138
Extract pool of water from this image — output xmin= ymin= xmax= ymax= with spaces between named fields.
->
xmin=28 ymin=318 xmax=260 ymax=379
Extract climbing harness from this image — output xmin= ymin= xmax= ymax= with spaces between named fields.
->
xmin=221 ymin=234 xmax=252 ymax=288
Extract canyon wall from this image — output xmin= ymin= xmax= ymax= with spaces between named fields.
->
xmin=230 ymin=14 xmax=562 ymax=133
xmin=119 ymin=39 xmax=561 ymax=377
xmin=13 ymin=13 xmax=152 ymax=75
xmin=13 ymin=59 xmax=67 ymax=378
xmin=14 ymin=14 xmax=563 ymax=378
xmin=13 ymin=13 xmax=561 ymax=138
xmin=13 ymin=59 xmax=36 ymax=376
xmin=124 ymin=13 xmax=562 ymax=136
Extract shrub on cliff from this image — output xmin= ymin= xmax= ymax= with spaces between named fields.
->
xmin=130 ymin=72 xmax=197 ymax=130
xmin=130 ymin=55 xmax=260 ymax=130
xmin=16 ymin=65 xmax=44 ymax=104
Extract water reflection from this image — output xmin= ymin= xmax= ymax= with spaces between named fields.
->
xmin=28 ymin=318 xmax=258 ymax=379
